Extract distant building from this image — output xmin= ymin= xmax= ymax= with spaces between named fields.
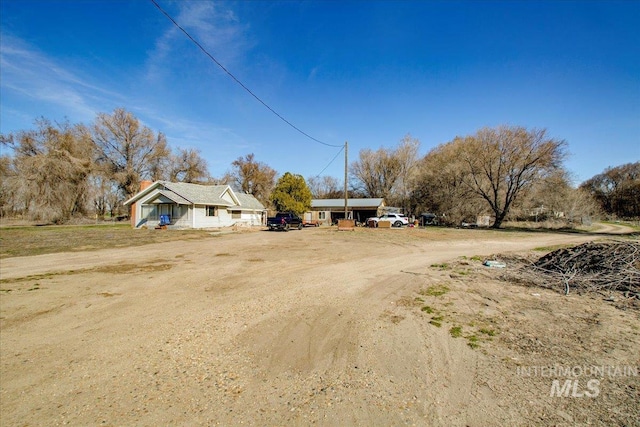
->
xmin=305 ymin=198 xmax=385 ymax=225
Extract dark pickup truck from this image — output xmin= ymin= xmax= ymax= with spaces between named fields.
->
xmin=267 ymin=212 xmax=303 ymax=231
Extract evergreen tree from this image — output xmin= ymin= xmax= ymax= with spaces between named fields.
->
xmin=271 ymin=172 xmax=312 ymax=215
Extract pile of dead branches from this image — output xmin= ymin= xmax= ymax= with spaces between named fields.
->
xmin=513 ymin=241 xmax=639 ymax=298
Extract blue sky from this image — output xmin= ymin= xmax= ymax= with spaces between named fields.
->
xmin=1 ymin=0 xmax=638 ymax=185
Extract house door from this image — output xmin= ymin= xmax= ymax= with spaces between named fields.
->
xmin=158 ymin=204 xmax=172 ymax=222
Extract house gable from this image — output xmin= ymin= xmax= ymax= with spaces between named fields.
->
xmin=124 ymin=181 xmax=169 ymax=206
xmin=146 ymin=194 xmax=174 ymax=204
xmin=220 ymin=187 xmax=239 ymax=206
xmin=142 ymin=190 xmax=192 ymax=206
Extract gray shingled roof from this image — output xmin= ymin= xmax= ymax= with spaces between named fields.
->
xmin=160 ymin=181 xmax=234 ymax=206
xmin=162 ymin=181 xmax=266 ymax=210
xmin=311 ymin=198 xmax=384 ymax=209
xmin=125 ymin=181 xmax=265 ymax=210
xmin=235 ymin=192 xmax=265 ymax=210
xmin=155 ymin=190 xmax=192 ymax=205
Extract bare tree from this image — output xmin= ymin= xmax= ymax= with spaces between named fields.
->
xmin=456 ymin=126 xmax=567 ymax=228
xmin=307 ymin=175 xmax=342 ymax=198
xmin=410 ymin=126 xmax=566 ymax=227
xmin=511 ymin=169 xmax=601 ymax=224
xmin=168 ymin=148 xmax=210 ymax=183
xmin=226 ymin=153 xmax=277 ymax=206
xmin=92 ymin=108 xmax=170 ymax=200
xmin=562 ymin=187 xmax=602 ymax=225
xmin=524 ymin=170 xmax=573 ymax=215
xmin=350 ymin=135 xmax=420 ymax=209
xmin=350 ymin=147 xmax=401 ymax=199
xmin=410 ymin=141 xmax=483 ymax=225
xmin=394 ymin=134 xmax=420 ymax=211
xmin=0 ymin=154 xmax=17 ymax=218
xmin=89 ymin=170 xmax=124 ymax=219
xmin=1 ymin=119 xmax=94 ymax=223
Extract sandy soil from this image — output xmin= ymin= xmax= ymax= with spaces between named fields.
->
xmin=1 ymin=226 xmax=638 ymax=426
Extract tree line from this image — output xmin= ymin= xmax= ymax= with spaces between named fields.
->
xmin=579 ymin=162 xmax=640 ymax=219
xmin=350 ymin=126 xmax=596 ymax=228
xmin=1 ymin=108 xmax=635 ymax=226
xmin=1 ymin=109 xmax=210 ymax=223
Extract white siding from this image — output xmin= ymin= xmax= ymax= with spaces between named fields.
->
xmin=128 ymin=184 xmax=264 ymax=229
xmin=193 ymin=205 xmax=235 ymax=228
xmin=237 ymin=211 xmax=263 ymax=226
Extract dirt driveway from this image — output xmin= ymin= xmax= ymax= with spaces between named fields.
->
xmin=1 ymin=227 xmax=638 ymax=426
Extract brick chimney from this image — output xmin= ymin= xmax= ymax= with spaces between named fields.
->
xmin=130 ymin=180 xmax=154 ymax=228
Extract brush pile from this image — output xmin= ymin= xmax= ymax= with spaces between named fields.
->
xmin=514 ymin=241 xmax=640 ymax=299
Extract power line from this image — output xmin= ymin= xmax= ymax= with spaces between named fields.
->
xmin=315 ymin=145 xmax=345 ymax=177
xmin=150 ymin=0 xmax=343 ymax=148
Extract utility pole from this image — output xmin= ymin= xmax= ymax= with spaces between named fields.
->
xmin=344 ymin=141 xmax=348 ymax=220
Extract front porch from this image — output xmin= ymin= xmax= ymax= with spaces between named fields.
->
xmin=138 ymin=203 xmax=191 ymax=229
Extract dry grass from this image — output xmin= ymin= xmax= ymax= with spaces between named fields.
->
xmin=2 ymin=220 xmax=633 ymax=260
xmin=0 ymin=224 xmax=216 ymax=258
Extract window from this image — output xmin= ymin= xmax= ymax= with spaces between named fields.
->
xmin=231 ymin=210 xmax=241 ymax=219
xmin=206 ymin=206 xmax=217 ymax=217
xmin=319 ymin=211 xmax=326 ymax=220
xmin=141 ymin=205 xmax=157 ymax=220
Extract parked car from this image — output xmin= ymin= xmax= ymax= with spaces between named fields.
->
xmin=267 ymin=212 xmax=303 ymax=231
xmin=366 ymin=213 xmax=409 ymax=227
xmin=460 ymin=220 xmax=478 ymax=228
xmin=419 ymin=213 xmax=439 ymax=226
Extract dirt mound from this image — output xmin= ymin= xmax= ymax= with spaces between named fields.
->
xmin=530 ymin=241 xmax=640 ymax=299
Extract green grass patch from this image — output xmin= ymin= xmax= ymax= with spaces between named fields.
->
xmin=449 ymin=326 xmax=463 ymax=338
xmin=421 ymin=305 xmax=435 ymax=314
xmin=429 ymin=315 xmax=445 ymax=327
xmin=533 ymin=244 xmax=572 ymax=252
xmin=430 ymin=263 xmax=449 ymax=269
xmin=479 ymin=328 xmax=497 ymax=337
xmin=466 ymin=335 xmax=480 ymax=349
xmin=419 ymin=284 xmax=450 ymax=297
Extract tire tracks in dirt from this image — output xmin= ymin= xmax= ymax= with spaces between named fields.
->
xmin=1 ymin=227 xmax=614 ymax=426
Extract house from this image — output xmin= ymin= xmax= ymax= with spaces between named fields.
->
xmin=124 ymin=181 xmax=266 ymax=229
xmin=305 ymin=198 xmax=385 ymax=225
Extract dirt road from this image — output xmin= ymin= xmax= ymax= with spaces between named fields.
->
xmin=1 ymin=227 xmax=638 ymax=426
xmin=591 ymin=221 xmax=638 ymax=235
